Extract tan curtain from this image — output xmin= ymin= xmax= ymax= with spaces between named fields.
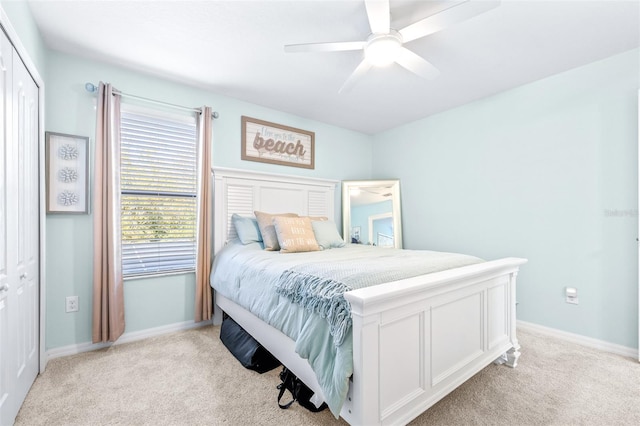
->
xmin=195 ymin=106 xmax=213 ymax=322
xmin=92 ymin=82 xmax=125 ymax=343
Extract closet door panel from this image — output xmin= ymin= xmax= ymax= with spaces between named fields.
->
xmin=12 ymin=52 xmax=39 ymax=406
xmin=0 ymin=27 xmax=15 ymax=426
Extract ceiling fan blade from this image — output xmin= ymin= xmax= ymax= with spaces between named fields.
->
xmin=285 ymin=41 xmax=366 ymax=53
xmin=395 ymin=47 xmax=440 ymax=80
xmin=339 ymin=60 xmax=372 ymax=94
xmin=399 ymin=0 xmax=500 ymax=43
xmin=364 ymin=0 xmax=390 ymax=34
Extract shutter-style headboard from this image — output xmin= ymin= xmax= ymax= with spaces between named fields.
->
xmin=212 ymin=167 xmax=338 ymax=254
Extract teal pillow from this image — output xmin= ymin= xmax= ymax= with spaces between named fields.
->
xmin=232 ymin=214 xmax=262 ymax=244
xmin=311 ymin=220 xmax=345 ymax=250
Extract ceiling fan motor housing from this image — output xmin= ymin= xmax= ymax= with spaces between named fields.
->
xmin=365 ymin=30 xmax=403 ymax=67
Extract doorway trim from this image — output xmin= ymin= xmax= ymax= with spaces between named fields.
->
xmin=368 ymin=212 xmax=393 ymax=246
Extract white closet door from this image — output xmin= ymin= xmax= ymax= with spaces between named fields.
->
xmin=0 ymin=27 xmax=15 ymax=425
xmin=12 ymin=48 xmax=39 ymax=417
xmin=0 ymin=27 xmax=14 ymax=426
xmin=0 ymin=27 xmax=40 ymax=426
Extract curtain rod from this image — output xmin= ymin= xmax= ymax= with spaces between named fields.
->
xmin=84 ymin=82 xmax=219 ymax=119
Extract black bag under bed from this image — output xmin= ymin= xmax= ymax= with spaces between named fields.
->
xmin=219 ymin=313 xmax=281 ymax=374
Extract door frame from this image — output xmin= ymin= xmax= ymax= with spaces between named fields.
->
xmin=0 ymin=7 xmax=47 ymax=373
xmin=367 ymin=212 xmax=393 ymax=246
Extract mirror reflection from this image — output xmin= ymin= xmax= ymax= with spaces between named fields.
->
xmin=342 ymin=180 xmax=402 ymax=249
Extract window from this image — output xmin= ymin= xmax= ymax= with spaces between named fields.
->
xmin=120 ymin=106 xmax=198 ymax=277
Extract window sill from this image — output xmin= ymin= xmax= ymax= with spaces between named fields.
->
xmin=123 ymin=269 xmax=196 ymax=281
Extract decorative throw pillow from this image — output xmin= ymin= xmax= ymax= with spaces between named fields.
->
xmin=311 ymin=220 xmax=345 ymax=250
xmin=273 ymin=216 xmax=321 ymax=253
xmin=231 ymin=214 xmax=262 ymax=244
xmin=254 ymin=211 xmax=298 ymax=251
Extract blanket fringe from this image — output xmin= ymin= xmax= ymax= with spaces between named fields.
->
xmin=276 ymin=270 xmax=352 ymax=347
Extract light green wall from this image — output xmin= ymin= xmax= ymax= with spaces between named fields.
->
xmin=372 ymin=49 xmax=640 ymax=349
xmin=5 ymin=2 xmax=639 ymax=352
xmin=44 ymin=50 xmax=372 ymax=350
xmin=1 ymin=1 xmax=47 ymax=72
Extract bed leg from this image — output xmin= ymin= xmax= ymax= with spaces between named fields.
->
xmin=212 ymin=304 xmax=224 ymax=326
xmin=493 ymin=353 xmax=508 ymax=365
xmin=493 ymin=343 xmax=521 ymax=368
xmin=505 ymin=344 xmax=521 ymax=368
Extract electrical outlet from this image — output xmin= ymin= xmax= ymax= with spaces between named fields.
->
xmin=565 ymin=287 xmax=578 ymax=305
xmin=566 ymin=296 xmax=579 ymax=305
xmin=65 ymin=296 xmax=79 ymax=313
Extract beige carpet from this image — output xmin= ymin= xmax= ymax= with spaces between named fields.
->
xmin=15 ymin=326 xmax=640 ymax=426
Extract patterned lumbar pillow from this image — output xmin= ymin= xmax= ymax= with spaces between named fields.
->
xmin=273 ymin=216 xmax=320 ymax=253
xmin=254 ymin=211 xmax=298 ymax=251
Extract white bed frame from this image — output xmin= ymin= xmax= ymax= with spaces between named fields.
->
xmin=211 ymin=167 xmax=527 ymax=426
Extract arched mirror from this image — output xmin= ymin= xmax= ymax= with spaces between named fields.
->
xmin=342 ymin=180 xmax=402 ymax=249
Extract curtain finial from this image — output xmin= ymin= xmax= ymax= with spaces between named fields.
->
xmin=85 ymin=82 xmax=99 ymax=93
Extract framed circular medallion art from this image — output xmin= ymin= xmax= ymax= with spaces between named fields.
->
xmin=45 ymin=131 xmax=90 ymax=214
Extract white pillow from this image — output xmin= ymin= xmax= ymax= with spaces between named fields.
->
xmin=231 ymin=214 xmax=262 ymax=244
xmin=311 ymin=220 xmax=345 ymax=250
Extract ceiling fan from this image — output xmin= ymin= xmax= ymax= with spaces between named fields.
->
xmin=284 ymin=0 xmax=500 ymax=93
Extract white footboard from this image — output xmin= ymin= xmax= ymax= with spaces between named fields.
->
xmin=215 ymin=257 xmax=525 ymax=426
xmin=342 ymin=257 xmax=526 ymax=425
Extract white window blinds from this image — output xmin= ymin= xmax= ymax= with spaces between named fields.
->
xmin=120 ymin=107 xmax=197 ymax=277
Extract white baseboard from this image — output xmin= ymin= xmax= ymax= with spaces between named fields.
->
xmin=46 ymin=319 xmax=214 ymax=362
xmin=44 ymin=319 xmax=638 ymax=364
xmin=517 ymin=320 xmax=638 ymax=360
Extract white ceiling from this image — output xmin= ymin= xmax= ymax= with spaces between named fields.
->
xmin=350 ymin=183 xmax=396 ymax=205
xmin=27 ymin=0 xmax=639 ymax=134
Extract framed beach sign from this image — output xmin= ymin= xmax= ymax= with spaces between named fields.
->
xmin=241 ymin=116 xmax=315 ymax=169
xmin=45 ymin=131 xmax=90 ymax=214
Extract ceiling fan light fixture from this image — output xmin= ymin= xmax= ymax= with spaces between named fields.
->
xmin=365 ymin=32 xmax=402 ymax=67
xmin=285 ymin=0 xmax=502 ymax=92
